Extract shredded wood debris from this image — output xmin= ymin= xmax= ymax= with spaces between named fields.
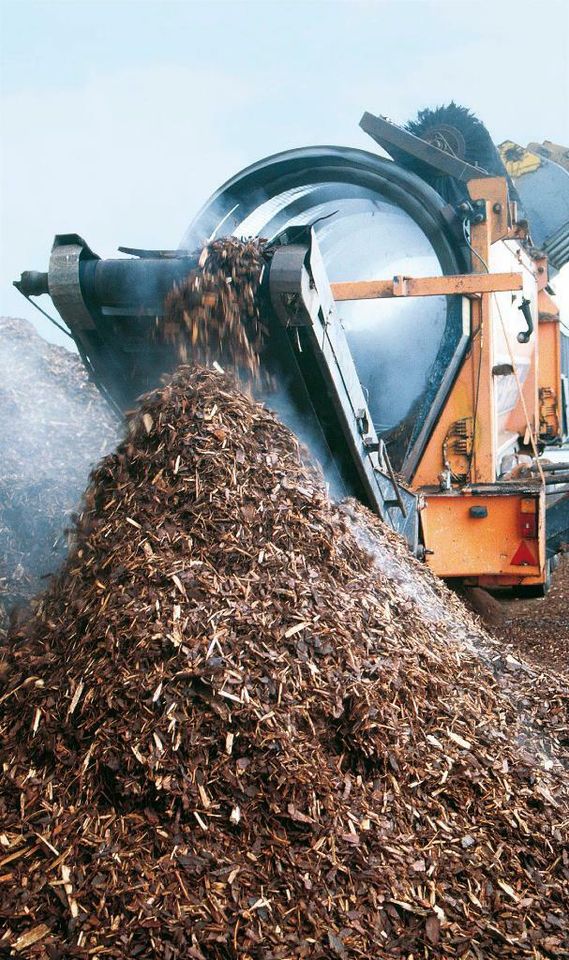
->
xmin=494 ymin=554 xmax=569 ymax=675
xmin=1 ymin=361 xmax=568 ymax=958
xmin=161 ymin=237 xmax=270 ymax=385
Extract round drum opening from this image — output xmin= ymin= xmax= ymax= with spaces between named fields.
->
xmin=182 ymin=146 xmax=465 ymax=469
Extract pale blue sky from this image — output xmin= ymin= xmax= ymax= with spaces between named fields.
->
xmin=1 ymin=0 xmax=568 ymax=344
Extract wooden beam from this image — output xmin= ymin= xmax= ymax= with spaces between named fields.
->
xmin=330 ymin=272 xmax=523 ymax=302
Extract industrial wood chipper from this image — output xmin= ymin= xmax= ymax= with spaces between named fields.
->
xmin=15 ymin=104 xmax=569 ymax=594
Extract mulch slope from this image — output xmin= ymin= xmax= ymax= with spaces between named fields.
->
xmin=494 ymin=555 xmax=569 ymax=675
xmin=1 ymin=365 xmax=568 ymax=959
xmin=0 ymin=317 xmax=118 ymax=636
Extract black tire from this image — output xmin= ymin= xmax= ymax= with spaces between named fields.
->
xmin=518 ymin=559 xmax=552 ymax=598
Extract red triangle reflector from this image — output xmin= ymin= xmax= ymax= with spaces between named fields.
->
xmin=510 ymin=541 xmax=537 ymax=566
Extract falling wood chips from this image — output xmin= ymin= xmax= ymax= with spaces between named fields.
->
xmin=0 ymin=243 xmax=568 ymax=958
xmin=160 ymin=237 xmax=270 ymax=387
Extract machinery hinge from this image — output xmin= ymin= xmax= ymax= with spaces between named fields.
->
xmin=362 ymin=436 xmax=380 ymax=452
xmin=457 ymin=198 xmax=487 ymax=224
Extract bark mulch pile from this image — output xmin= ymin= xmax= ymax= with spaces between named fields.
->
xmin=1 ymin=365 xmax=568 ymax=959
xmin=0 ymin=317 xmax=118 ymax=637
xmin=494 ymin=555 xmax=569 ymax=676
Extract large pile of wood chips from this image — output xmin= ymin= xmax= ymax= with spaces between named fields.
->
xmin=1 ymin=363 xmax=568 ymax=959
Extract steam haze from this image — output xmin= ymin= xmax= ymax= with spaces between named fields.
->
xmin=1 ymin=0 xmax=568 ymax=346
xmin=0 ymin=317 xmax=118 ymax=628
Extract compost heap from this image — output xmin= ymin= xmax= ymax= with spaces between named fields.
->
xmin=1 ymin=364 xmax=568 ymax=959
xmin=0 ymin=317 xmax=118 ymax=636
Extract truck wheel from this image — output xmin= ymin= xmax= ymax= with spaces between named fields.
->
xmin=520 ymin=560 xmax=552 ymax=598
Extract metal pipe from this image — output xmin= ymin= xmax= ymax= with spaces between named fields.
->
xmin=540 ymin=460 xmax=569 ymax=472
xmin=544 ymin=474 xmax=569 ymax=485
xmin=82 ymin=258 xmax=197 ymax=311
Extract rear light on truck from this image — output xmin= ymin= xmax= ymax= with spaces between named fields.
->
xmin=520 ymin=498 xmax=538 ymax=538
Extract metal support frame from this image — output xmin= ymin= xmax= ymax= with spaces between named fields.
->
xmin=331 ymin=271 xmax=523 ymax=302
xmin=269 ymin=229 xmax=419 ymax=551
xmin=359 ymin=112 xmax=490 ymax=183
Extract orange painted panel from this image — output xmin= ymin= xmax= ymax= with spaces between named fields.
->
xmin=538 ymin=320 xmax=560 ymax=389
xmin=411 ymin=359 xmax=474 ymax=488
xmin=410 ymin=296 xmax=495 ymax=488
xmin=467 ymin=178 xmax=510 ymax=242
xmin=421 ymin=492 xmax=545 ymax=579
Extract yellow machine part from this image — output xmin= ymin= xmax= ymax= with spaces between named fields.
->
xmin=499 ymin=141 xmax=542 ymax=178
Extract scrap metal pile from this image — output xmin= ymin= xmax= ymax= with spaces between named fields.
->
xmin=1 ymin=356 xmax=568 ymax=956
xmin=0 ymin=317 xmax=118 ymax=637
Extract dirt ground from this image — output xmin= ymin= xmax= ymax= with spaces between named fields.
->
xmin=489 ymin=555 xmax=569 ymax=676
